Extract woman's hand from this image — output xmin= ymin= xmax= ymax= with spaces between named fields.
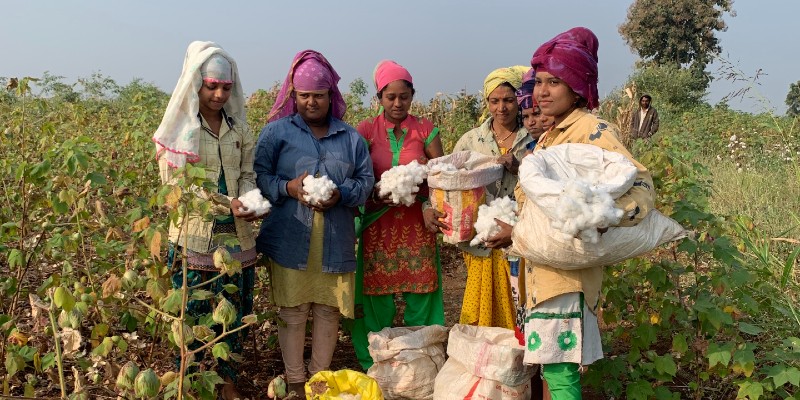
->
xmin=287 ymin=171 xmax=310 ymax=206
xmin=497 ymin=153 xmax=519 ymax=175
xmin=311 ymin=189 xmax=340 ymax=212
xmin=231 ymin=198 xmax=261 ymax=221
xmin=372 ymin=183 xmax=397 ymax=206
xmin=485 ymin=219 xmax=513 ymax=248
xmin=423 ymin=208 xmax=450 ymax=233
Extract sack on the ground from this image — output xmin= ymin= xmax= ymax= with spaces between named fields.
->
xmin=428 ymin=151 xmax=504 ymax=244
xmin=512 ymin=143 xmax=688 ymax=269
xmin=433 ymin=324 xmax=535 ymax=400
xmin=306 ymin=369 xmax=383 ymax=400
xmin=367 ymin=325 xmax=449 ymax=400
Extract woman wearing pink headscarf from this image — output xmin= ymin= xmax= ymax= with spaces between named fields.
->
xmin=349 ymin=60 xmax=447 ymax=370
xmin=254 ymin=50 xmax=374 ymax=394
xmin=520 ymin=27 xmax=655 ymax=398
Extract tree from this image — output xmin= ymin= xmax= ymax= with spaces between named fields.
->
xmin=785 ymin=80 xmax=800 ymax=117
xmin=619 ymin=0 xmax=734 ymax=86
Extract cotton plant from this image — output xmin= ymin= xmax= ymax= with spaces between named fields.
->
xmin=470 ymin=196 xmax=518 ymax=246
xmin=237 ymin=188 xmax=271 ymax=216
xmin=303 ymin=175 xmax=337 ymax=205
xmin=378 ymin=160 xmax=429 ymax=206
xmin=550 ymin=179 xmax=623 ymax=243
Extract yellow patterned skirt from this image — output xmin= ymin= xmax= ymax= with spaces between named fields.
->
xmin=459 ymin=249 xmax=515 ymax=329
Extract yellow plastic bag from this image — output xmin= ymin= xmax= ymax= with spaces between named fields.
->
xmin=306 ymin=369 xmax=384 ymax=400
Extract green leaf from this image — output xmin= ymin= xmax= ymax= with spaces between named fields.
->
xmin=222 ymin=284 xmax=239 ymax=294
xmin=654 ymin=354 xmax=678 ymax=378
xmin=672 ymin=334 xmax=688 ymax=355
xmin=765 ymin=365 xmax=800 ymax=387
xmin=626 ymin=380 xmax=654 ymax=400
xmin=212 ymin=342 xmax=230 ymax=361
xmin=161 ymin=289 xmax=183 ymax=315
xmin=4 ymin=352 xmax=25 ymax=377
xmin=738 ymin=322 xmax=763 ymax=336
xmin=653 ymin=386 xmax=676 ymax=400
xmin=40 ymin=353 xmax=55 ymax=371
xmin=190 ymin=290 xmax=215 ymax=301
xmin=92 ymin=336 xmax=114 ymax=357
xmin=7 ymin=249 xmax=23 ymax=270
xmin=732 ymin=345 xmax=756 ymax=377
xmin=737 ymin=381 xmax=764 ymax=400
xmin=53 ymin=286 xmax=75 ymax=312
xmin=85 ymin=171 xmax=107 ymax=185
xmin=707 ymin=342 xmax=732 ymax=368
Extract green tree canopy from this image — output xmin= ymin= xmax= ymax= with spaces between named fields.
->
xmin=785 ymin=80 xmax=800 ymax=116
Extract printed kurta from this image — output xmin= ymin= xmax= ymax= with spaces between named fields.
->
xmin=357 ymin=114 xmax=439 ymax=295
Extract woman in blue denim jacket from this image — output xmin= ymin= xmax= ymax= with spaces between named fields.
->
xmin=254 ymin=50 xmax=374 ymax=394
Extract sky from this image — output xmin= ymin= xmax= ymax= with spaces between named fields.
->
xmin=2 ymin=1 xmax=796 ymax=115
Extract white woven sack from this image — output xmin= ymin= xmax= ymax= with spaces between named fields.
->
xmin=511 ymin=201 xmax=688 ymax=269
xmin=427 ymin=151 xmax=504 ymax=190
xmin=445 ymin=324 xmax=535 ymax=386
xmin=367 ymin=325 xmax=448 ymax=400
xmin=518 ymin=143 xmax=639 ymax=221
xmin=433 ymin=359 xmax=531 ymax=400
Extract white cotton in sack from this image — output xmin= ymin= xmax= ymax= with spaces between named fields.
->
xmin=378 ymin=160 xmax=429 ymax=206
xmin=237 ymin=189 xmax=271 ymax=216
xmin=302 ymin=175 xmax=337 ymax=205
xmin=550 ymin=179 xmax=624 ymax=244
xmin=470 ymin=196 xmax=518 ymax=246
xmin=429 ymin=162 xmax=458 ymax=172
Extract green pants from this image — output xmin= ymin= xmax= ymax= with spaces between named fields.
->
xmin=542 ymin=362 xmax=581 ymax=400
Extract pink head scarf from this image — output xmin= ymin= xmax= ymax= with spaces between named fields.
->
xmin=516 ymin=68 xmax=535 ymax=110
xmin=267 ymin=50 xmax=347 ymax=122
xmin=373 ymin=60 xmax=413 ymax=92
xmin=530 ymin=27 xmax=600 ymax=110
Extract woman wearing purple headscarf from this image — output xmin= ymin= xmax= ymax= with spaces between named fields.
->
xmin=520 ymin=27 xmax=655 ymax=398
xmin=254 ymin=50 xmax=374 ymax=394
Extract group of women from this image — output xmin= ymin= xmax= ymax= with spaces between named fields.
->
xmin=153 ymin=26 xmax=653 ymax=400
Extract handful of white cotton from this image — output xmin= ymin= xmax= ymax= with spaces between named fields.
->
xmin=429 ymin=162 xmax=458 ymax=172
xmin=378 ymin=160 xmax=429 ymax=206
xmin=469 ymin=196 xmax=518 ymax=246
xmin=237 ymin=189 xmax=271 ymax=216
xmin=550 ymin=179 xmax=623 ymax=243
xmin=302 ymin=175 xmax=337 ymax=206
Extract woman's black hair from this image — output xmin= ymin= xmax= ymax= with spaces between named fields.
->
xmin=377 ymin=80 xmax=415 ymax=99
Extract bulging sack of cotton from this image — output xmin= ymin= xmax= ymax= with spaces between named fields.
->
xmin=433 ymin=324 xmax=534 ymax=400
xmin=511 ymin=143 xmax=688 ymax=269
xmin=303 ymin=175 xmax=337 ymax=205
xmin=378 ymin=160 xmax=430 ymax=206
xmin=427 ymin=151 xmax=504 ymax=244
xmin=367 ymin=325 xmax=448 ymax=400
xmin=469 ymin=196 xmax=518 ymax=246
xmin=238 ymin=189 xmax=271 ymax=216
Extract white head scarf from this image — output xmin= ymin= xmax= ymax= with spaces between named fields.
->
xmin=153 ymin=41 xmax=246 ymax=168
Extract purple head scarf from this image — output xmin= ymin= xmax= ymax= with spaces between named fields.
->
xmin=267 ymin=50 xmax=347 ymax=122
xmin=530 ymin=27 xmax=599 ymax=110
xmin=516 ymin=68 xmax=535 ymax=110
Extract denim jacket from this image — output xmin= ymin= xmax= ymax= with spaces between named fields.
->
xmin=254 ymin=114 xmax=374 ymax=273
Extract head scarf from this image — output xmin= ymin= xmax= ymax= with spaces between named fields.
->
xmin=373 ymin=60 xmax=413 ymax=92
xmin=530 ymin=26 xmax=599 ymax=110
xmin=479 ymin=65 xmax=529 ymax=123
xmin=516 ymin=68 xmax=535 ymax=110
xmin=267 ymin=50 xmax=346 ymax=123
xmin=200 ymin=54 xmax=234 ymax=84
xmin=152 ymin=41 xmax=246 ymax=168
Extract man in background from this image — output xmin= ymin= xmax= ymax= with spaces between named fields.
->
xmin=630 ymin=94 xmax=659 ymax=139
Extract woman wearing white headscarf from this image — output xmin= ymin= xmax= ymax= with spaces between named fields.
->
xmin=154 ymin=41 xmax=260 ymax=400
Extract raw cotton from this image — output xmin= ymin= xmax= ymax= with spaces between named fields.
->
xmin=550 ymin=178 xmax=624 ymax=243
xmin=429 ymin=163 xmax=457 ymax=172
xmin=469 ymin=196 xmax=518 ymax=246
xmin=378 ymin=160 xmax=429 ymax=206
xmin=302 ymin=175 xmax=337 ymax=205
xmin=237 ymin=189 xmax=271 ymax=216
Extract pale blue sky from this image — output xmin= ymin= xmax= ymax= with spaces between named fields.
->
xmin=3 ymin=1 xmax=795 ymax=114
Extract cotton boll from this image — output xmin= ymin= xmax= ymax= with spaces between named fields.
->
xmin=237 ymin=189 xmax=271 ymax=216
xmin=378 ymin=160 xmax=429 ymax=206
xmin=429 ymin=163 xmax=458 ymax=172
xmin=470 ymin=196 xmax=518 ymax=246
xmin=302 ymin=175 xmax=337 ymax=206
xmin=548 ymin=178 xmax=624 ymax=243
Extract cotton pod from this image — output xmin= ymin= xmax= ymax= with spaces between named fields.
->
xmin=238 ymin=188 xmax=271 ymax=216
xmin=115 ymin=361 xmax=139 ymax=391
xmin=470 ymin=196 xmax=518 ymax=246
xmin=302 ymin=175 xmax=337 ymax=205
xmin=378 ymin=160 xmax=429 ymax=206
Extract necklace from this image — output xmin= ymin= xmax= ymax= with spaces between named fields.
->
xmin=493 ymin=130 xmax=514 ymax=144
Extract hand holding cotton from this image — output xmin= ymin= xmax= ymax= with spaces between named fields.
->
xmin=378 ymin=160 xmax=429 ymax=206
xmin=302 ymin=175 xmax=337 ymax=205
xmin=470 ymin=196 xmax=518 ymax=246
xmin=238 ymin=189 xmax=271 ymax=216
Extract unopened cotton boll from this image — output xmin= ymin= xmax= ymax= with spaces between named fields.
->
xmin=238 ymin=189 xmax=271 ymax=216
xmin=378 ymin=160 xmax=429 ymax=206
xmin=549 ymin=179 xmax=623 ymax=243
xmin=302 ymin=175 xmax=337 ymax=205
xmin=470 ymin=196 xmax=518 ymax=246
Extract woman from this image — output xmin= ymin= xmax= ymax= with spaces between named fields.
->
xmin=517 ymin=69 xmax=553 ymax=154
xmin=254 ymin=50 xmax=374 ymax=394
xmin=351 ymin=60 xmax=447 ymax=370
xmin=153 ymin=41 xmax=259 ymax=400
xmin=521 ymin=27 xmax=654 ymax=398
xmin=452 ymin=66 xmax=532 ymax=330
